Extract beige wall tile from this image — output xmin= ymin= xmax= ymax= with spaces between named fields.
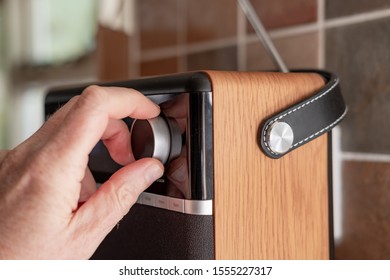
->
xmin=140 ymin=57 xmax=178 ymax=76
xmin=187 ymin=46 xmax=237 ymax=71
xmin=139 ymin=0 xmax=180 ymax=50
xmin=247 ymin=0 xmax=317 ymax=31
xmin=326 ymin=18 xmax=390 ymax=154
xmin=246 ymin=32 xmax=319 ymax=71
xmin=187 ymin=0 xmax=237 ymax=43
xmin=336 ymin=161 xmax=390 ymax=259
xmin=326 ymin=0 xmax=390 ymax=19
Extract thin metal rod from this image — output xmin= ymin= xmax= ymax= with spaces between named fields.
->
xmin=238 ymin=0 xmax=289 ymax=73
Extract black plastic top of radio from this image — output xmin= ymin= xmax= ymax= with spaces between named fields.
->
xmin=45 ymin=71 xmax=212 ymax=109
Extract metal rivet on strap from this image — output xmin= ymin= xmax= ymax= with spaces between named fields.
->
xmin=266 ymin=121 xmax=294 ymax=154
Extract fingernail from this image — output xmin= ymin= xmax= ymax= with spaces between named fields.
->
xmin=145 ymin=164 xmax=164 ymax=184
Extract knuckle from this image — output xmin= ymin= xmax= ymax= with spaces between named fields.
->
xmin=67 ymin=95 xmax=80 ymax=106
xmin=82 ymin=85 xmax=103 ymax=97
xmin=77 ymin=85 xmax=108 ymax=111
xmin=104 ymin=180 xmax=139 ymax=216
xmin=117 ymin=186 xmax=138 ymax=210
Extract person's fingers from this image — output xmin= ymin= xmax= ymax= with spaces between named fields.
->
xmin=101 ymin=119 xmax=133 ymax=166
xmin=45 ymin=86 xmax=160 ymax=171
xmin=70 ymin=158 xmax=164 ymax=254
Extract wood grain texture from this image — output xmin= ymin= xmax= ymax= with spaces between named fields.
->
xmin=207 ymin=71 xmax=329 ymax=259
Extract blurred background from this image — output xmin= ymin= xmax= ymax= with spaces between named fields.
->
xmin=0 ymin=0 xmax=390 ymax=259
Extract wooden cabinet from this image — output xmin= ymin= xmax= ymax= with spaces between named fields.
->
xmin=209 ymin=71 xmax=330 ymax=259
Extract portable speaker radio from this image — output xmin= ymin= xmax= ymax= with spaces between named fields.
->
xmin=45 ymin=70 xmax=346 ymax=259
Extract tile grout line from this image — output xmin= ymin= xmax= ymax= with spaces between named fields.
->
xmin=320 ymin=0 xmax=344 ymax=246
xmin=317 ymin=0 xmax=325 ymax=68
xmin=325 ymin=8 xmax=390 ymax=29
xmin=141 ymin=37 xmax=239 ymax=61
xmin=267 ymin=23 xmax=319 ymax=39
xmin=341 ymin=152 xmax=390 ymax=163
xmin=186 ymin=37 xmax=240 ymax=56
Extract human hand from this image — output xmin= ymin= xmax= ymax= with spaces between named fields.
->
xmin=0 ymin=86 xmax=164 ymax=259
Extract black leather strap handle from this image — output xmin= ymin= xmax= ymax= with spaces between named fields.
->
xmin=259 ymin=70 xmax=347 ymax=159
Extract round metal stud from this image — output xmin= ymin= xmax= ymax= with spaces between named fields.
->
xmin=266 ymin=121 xmax=294 ymax=154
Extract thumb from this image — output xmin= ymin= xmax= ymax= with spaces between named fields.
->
xmin=70 ymin=158 xmax=164 ymax=254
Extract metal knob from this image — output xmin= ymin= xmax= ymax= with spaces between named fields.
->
xmin=130 ymin=116 xmax=182 ymax=165
xmin=266 ymin=121 xmax=294 ymax=154
xmin=130 ymin=117 xmax=171 ymax=164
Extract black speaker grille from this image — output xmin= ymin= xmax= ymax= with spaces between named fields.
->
xmin=91 ymin=204 xmax=215 ymax=260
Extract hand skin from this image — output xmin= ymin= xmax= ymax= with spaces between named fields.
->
xmin=0 ymin=86 xmax=164 ymax=259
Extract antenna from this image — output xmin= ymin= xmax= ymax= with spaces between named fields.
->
xmin=238 ymin=0 xmax=289 ymax=73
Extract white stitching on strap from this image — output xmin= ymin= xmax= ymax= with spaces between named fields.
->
xmin=291 ymin=107 xmax=347 ymax=148
xmin=263 ymin=78 xmax=341 ymax=155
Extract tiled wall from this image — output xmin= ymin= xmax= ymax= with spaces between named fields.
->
xmin=127 ymin=0 xmax=390 ymax=259
xmin=135 ymin=0 xmax=320 ymax=76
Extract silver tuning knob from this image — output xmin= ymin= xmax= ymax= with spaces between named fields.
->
xmin=130 ymin=116 xmax=181 ymax=165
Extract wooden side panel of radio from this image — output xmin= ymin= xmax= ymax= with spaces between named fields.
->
xmin=207 ymin=71 xmax=329 ymax=259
